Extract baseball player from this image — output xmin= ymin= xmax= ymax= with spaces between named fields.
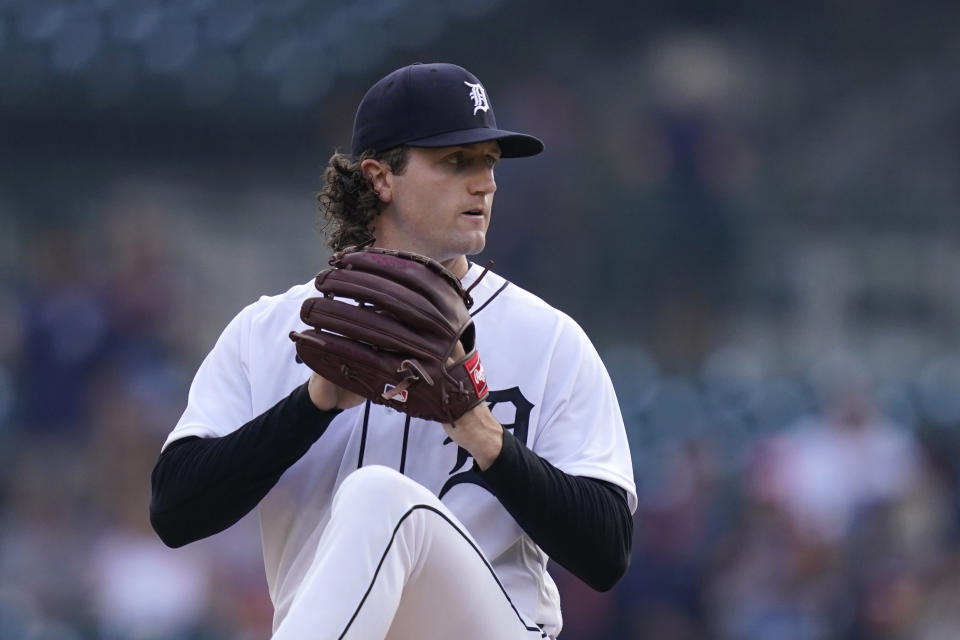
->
xmin=150 ymin=62 xmax=637 ymax=639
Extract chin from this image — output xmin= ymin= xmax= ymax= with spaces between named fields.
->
xmin=432 ymin=233 xmax=486 ymax=262
xmin=465 ymin=241 xmax=486 ymax=256
xmin=462 ymin=232 xmax=487 ymax=256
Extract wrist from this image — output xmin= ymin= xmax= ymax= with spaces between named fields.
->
xmin=307 ymin=375 xmax=337 ymax=411
xmin=293 ymin=383 xmax=342 ymax=430
xmin=307 ymin=373 xmax=365 ymax=411
xmin=443 ymin=404 xmax=504 ymax=470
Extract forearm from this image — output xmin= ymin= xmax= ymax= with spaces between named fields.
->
xmin=149 ymin=382 xmax=340 ymax=547
xmin=480 ymin=430 xmax=633 ymax=591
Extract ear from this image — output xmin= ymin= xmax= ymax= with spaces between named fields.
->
xmin=360 ymin=158 xmax=393 ymax=203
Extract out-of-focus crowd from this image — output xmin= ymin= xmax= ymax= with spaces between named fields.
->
xmin=1 ymin=210 xmax=277 ymax=639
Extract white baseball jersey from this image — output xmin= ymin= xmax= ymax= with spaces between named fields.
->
xmin=163 ymin=262 xmax=638 ymax=637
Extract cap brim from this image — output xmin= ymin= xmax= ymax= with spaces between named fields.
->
xmin=405 ymin=128 xmax=544 ymax=158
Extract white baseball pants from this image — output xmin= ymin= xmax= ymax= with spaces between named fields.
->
xmin=271 ymin=465 xmax=547 ymax=640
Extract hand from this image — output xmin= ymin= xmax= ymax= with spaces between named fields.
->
xmin=440 ymin=340 xmax=503 ymax=469
xmin=442 ymin=402 xmax=503 ymax=471
xmin=308 ymin=373 xmax=365 ymax=411
xmin=448 ymin=340 xmax=466 ymax=363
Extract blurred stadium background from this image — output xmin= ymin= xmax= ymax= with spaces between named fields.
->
xmin=3 ymin=0 xmax=960 ymax=638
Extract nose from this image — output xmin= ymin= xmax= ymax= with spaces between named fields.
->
xmin=469 ymin=167 xmax=497 ymax=196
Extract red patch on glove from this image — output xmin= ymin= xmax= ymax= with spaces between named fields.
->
xmin=464 ymin=351 xmax=488 ymax=398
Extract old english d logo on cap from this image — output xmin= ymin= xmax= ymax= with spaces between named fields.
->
xmin=350 ymin=62 xmax=544 ymax=158
xmin=464 ymin=81 xmax=490 ymax=115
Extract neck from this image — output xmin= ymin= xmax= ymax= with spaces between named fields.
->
xmin=367 ymin=233 xmax=470 ymax=279
xmin=441 ymin=256 xmax=470 ymax=279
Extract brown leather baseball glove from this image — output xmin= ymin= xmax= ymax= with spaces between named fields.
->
xmin=289 ymin=245 xmax=489 ymax=424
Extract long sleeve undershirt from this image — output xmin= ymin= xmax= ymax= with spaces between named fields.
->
xmin=150 ymin=382 xmax=633 ymax=591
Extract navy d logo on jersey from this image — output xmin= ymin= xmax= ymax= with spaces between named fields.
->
xmin=464 ymin=81 xmax=490 ymax=116
xmin=439 ymin=386 xmax=534 ymax=499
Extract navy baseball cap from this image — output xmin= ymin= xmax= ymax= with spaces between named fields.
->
xmin=350 ymin=62 xmax=544 ymax=158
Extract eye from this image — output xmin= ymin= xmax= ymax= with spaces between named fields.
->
xmin=446 ymin=153 xmax=466 ymax=167
xmin=485 ymin=155 xmax=500 ymax=168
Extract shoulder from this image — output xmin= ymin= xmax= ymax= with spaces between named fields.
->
xmin=464 ymin=263 xmax=594 ymax=351
xmin=464 ymin=263 xmax=573 ymax=326
xmin=225 ymin=278 xmax=317 ymax=341
xmin=238 ymin=279 xmax=316 ymax=319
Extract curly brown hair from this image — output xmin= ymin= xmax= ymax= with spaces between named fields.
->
xmin=317 ymin=146 xmax=409 ymax=251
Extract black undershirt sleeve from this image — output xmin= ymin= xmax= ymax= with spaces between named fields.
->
xmin=479 ymin=429 xmax=634 ymax=592
xmin=149 ymin=382 xmax=340 ymax=548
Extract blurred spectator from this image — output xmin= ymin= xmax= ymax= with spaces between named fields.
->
xmin=752 ymin=368 xmax=920 ymax=545
xmin=710 ymin=366 xmax=925 ymax=638
xmin=616 ymin=438 xmax=732 ymax=639
xmin=13 ymin=229 xmax=111 ymax=433
xmin=590 ymin=35 xmax=748 ymax=370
